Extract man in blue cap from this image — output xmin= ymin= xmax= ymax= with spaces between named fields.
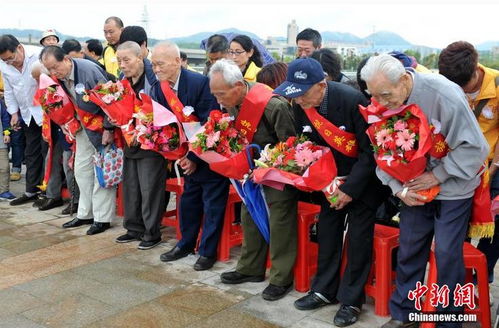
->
xmin=274 ymin=58 xmax=388 ymax=327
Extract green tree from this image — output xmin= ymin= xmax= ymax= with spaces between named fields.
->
xmin=422 ymin=53 xmax=439 ymax=69
xmin=405 ymin=50 xmax=422 ymax=63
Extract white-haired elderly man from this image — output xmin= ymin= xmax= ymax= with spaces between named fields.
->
xmin=154 ymin=41 xmax=228 ymax=272
xmin=113 ymin=41 xmax=166 ymax=250
xmin=360 ymin=54 xmax=489 ymax=328
xmin=212 ymin=59 xmax=299 ymax=301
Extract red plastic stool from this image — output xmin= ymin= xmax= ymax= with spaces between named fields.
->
xmin=364 ymin=224 xmax=400 ymax=317
xmin=162 ymin=178 xmax=184 ymax=240
xmin=217 ymin=185 xmax=243 ymax=262
xmin=116 ymin=183 xmax=124 ymax=217
xmin=293 ymin=201 xmax=321 ymax=292
xmin=421 ymin=242 xmax=491 ymax=328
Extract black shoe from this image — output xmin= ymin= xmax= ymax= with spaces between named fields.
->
xmin=333 ymin=304 xmax=361 ymax=327
xmin=86 ymin=222 xmax=110 ymax=235
xmin=32 ymin=195 xmax=47 ymax=207
xmin=10 ymin=193 xmax=38 ymax=206
xmin=193 ymin=256 xmax=216 ymax=271
xmin=159 ymin=246 xmax=192 ymax=262
xmin=138 ymin=239 xmax=162 ymax=250
xmin=38 ymin=198 xmax=64 ymax=211
xmin=62 ymin=217 xmax=94 ymax=228
xmin=381 ymin=319 xmax=419 ymax=328
xmin=115 ymin=233 xmax=140 ymax=243
xmin=294 ymin=292 xmax=335 ymax=310
xmin=262 ymin=283 xmax=293 ymax=301
xmin=61 ymin=203 xmax=78 ymax=215
xmin=220 ymin=271 xmax=265 ymax=285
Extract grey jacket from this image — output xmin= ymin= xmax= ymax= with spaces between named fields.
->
xmin=377 ymin=71 xmax=489 ymax=200
xmin=60 ymin=58 xmax=111 ymax=149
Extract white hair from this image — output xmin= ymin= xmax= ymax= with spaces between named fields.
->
xmin=153 ymin=40 xmax=180 ymax=58
xmin=208 ymin=59 xmax=244 ymax=86
xmin=116 ymin=41 xmax=141 ymax=57
xmin=361 ymin=54 xmax=406 ymax=84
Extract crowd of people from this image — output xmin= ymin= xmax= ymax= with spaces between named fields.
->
xmin=0 ymin=19 xmax=497 ymax=328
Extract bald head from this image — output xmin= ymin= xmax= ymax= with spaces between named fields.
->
xmin=151 ymin=41 xmax=182 ymax=83
xmin=117 ymin=41 xmax=141 ymax=57
xmin=152 ymin=41 xmax=180 ymax=59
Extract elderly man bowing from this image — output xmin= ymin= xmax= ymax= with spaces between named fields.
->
xmin=274 ymin=58 xmax=388 ymax=327
xmin=153 ymin=41 xmax=228 ymax=271
xmin=360 ymin=54 xmax=489 ymax=328
xmin=113 ymin=41 xmax=166 ymax=250
xmin=40 ymin=46 xmax=117 ymax=235
xmin=213 ymin=59 xmax=299 ymax=301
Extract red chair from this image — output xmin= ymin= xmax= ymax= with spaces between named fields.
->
xmin=365 ymin=224 xmax=400 ymax=317
xmin=293 ymin=202 xmax=321 ymax=292
xmin=162 ymin=178 xmax=184 ymax=240
xmin=217 ymin=186 xmax=243 ymax=261
xmin=421 ymin=242 xmax=491 ymax=328
xmin=116 ymin=183 xmax=124 ymax=217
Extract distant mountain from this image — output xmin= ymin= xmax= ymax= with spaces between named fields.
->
xmin=0 ymin=28 xmax=94 ymax=43
xmin=476 ymin=41 xmax=499 ymax=51
xmin=322 ymin=31 xmax=363 ymax=44
xmin=364 ymin=31 xmax=412 ymax=46
xmin=171 ymin=28 xmax=262 ymax=45
xmin=170 ymin=32 xmax=214 ymax=44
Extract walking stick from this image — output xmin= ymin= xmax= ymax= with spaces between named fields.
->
xmin=69 ymin=175 xmax=75 ymax=217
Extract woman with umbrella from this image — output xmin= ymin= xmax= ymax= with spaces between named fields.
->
xmin=229 ymin=35 xmax=263 ymax=82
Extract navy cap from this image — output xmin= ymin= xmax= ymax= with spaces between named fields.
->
xmin=274 ymin=58 xmax=325 ymax=98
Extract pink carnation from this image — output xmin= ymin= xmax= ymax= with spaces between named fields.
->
xmin=395 ymin=130 xmax=416 ymax=151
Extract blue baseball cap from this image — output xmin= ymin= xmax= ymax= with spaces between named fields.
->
xmin=274 ymin=58 xmax=325 ymax=98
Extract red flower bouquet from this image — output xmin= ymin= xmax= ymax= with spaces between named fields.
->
xmin=37 ymin=74 xmax=80 ymax=139
xmin=190 ymin=110 xmax=250 ymax=179
xmin=252 ymin=135 xmax=338 ymax=202
xmin=126 ymin=93 xmax=188 ymax=160
xmin=359 ymin=99 xmax=440 ymax=202
xmin=86 ymin=79 xmax=135 ymax=126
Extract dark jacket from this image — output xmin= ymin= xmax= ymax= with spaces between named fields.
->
xmin=123 ymin=59 xmax=164 ymax=159
xmin=156 ymin=68 xmax=220 ymax=180
xmin=292 ymin=81 xmax=389 ymax=209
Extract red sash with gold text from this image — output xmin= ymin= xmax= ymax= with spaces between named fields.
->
xmin=160 ymin=81 xmax=199 ymax=123
xmin=235 ymin=83 xmax=274 ymax=143
xmin=303 ymin=107 xmax=358 ymax=157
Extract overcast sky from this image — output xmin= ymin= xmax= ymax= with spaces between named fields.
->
xmin=2 ymin=0 xmax=498 ymax=49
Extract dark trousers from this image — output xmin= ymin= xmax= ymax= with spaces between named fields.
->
xmin=22 ymin=118 xmax=45 ymax=193
xmin=477 ymin=170 xmax=499 ymax=283
xmin=177 ymin=176 xmax=229 ymax=257
xmin=123 ymin=156 xmax=167 ymax=241
xmin=312 ymin=197 xmax=376 ymax=307
xmin=9 ymin=126 xmax=25 ymax=170
xmin=390 ymin=198 xmax=472 ymax=328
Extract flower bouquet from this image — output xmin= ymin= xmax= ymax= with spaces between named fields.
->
xmin=37 ymin=74 xmax=80 ymax=139
xmin=127 ymin=93 xmax=188 ymax=160
xmin=190 ymin=110 xmax=250 ymax=179
xmin=359 ymin=99 xmax=441 ymax=202
xmin=85 ymin=79 xmax=135 ymax=126
xmin=252 ymin=135 xmax=338 ymax=202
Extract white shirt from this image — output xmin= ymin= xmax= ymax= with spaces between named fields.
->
xmin=0 ymin=45 xmax=43 ymax=126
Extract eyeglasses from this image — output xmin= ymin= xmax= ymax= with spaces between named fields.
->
xmin=1 ymin=50 xmax=18 ymax=64
xmin=228 ymin=50 xmax=246 ymax=56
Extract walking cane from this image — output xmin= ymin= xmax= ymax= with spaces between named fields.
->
xmin=69 ymin=175 xmax=75 ymax=217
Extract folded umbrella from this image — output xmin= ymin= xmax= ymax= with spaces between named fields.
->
xmin=230 ymin=144 xmax=270 ymax=243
